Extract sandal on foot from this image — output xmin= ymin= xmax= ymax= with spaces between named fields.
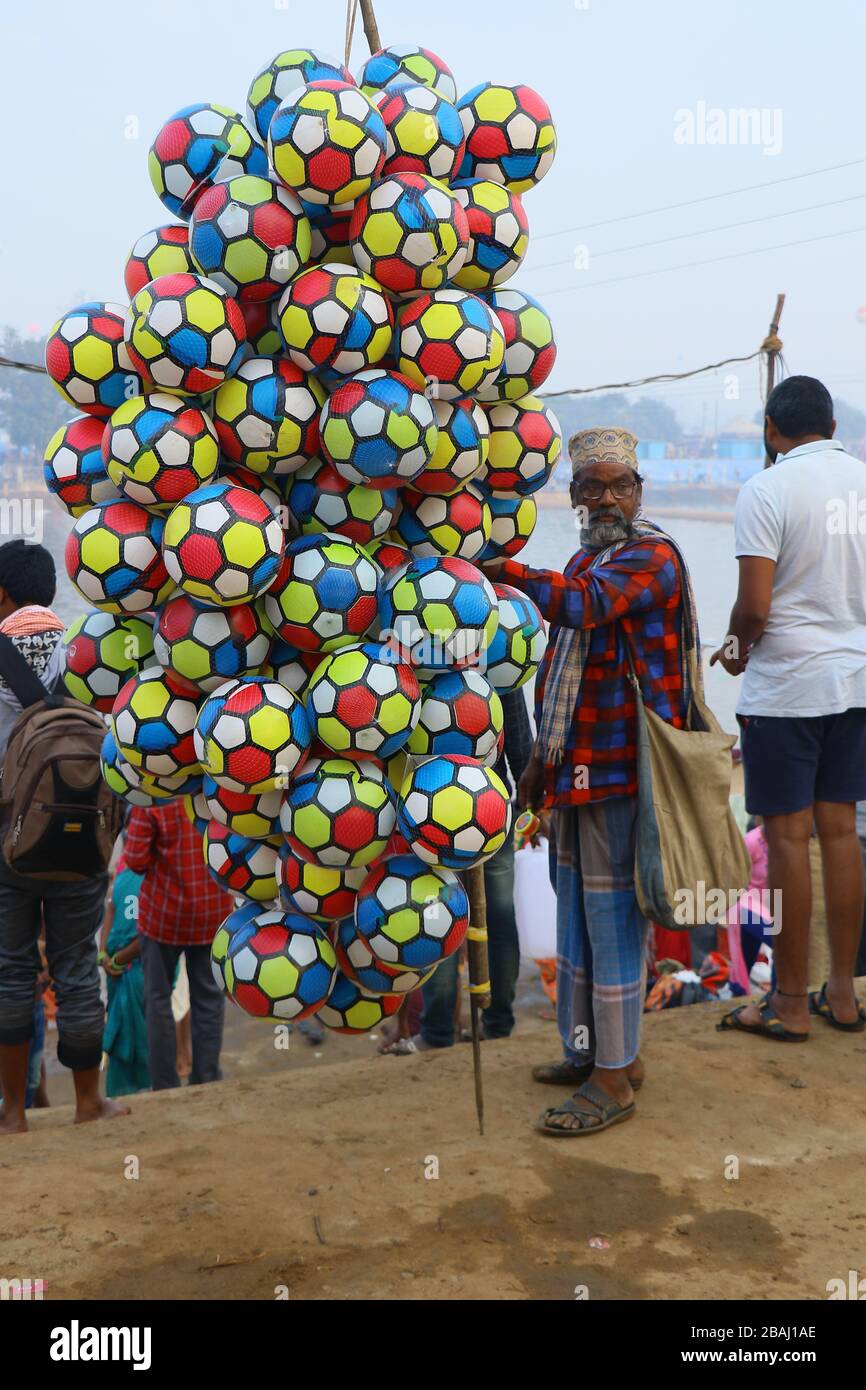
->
xmin=537 ymin=1080 xmax=636 ymax=1137
xmin=717 ymin=997 xmax=808 ymax=1042
xmin=808 ymin=982 xmax=866 ymax=1033
xmin=532 ymin=1059 xmax=594 ymax=1086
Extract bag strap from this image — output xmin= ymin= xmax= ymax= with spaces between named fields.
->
xmin=0 ymin=633 xmax=61 ymax=710
xmin=618 ymin=620 xmax=702 ymax=728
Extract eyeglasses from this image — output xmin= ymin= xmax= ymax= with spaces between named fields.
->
xmin=572 ymin=477 xmax=642 ymax=501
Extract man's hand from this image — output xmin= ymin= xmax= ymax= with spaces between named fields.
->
xmin=517 ymin=750 xmax=545 ymax=812
xmin=480 ymin=557 xmax=506 ymax=582
xmin=709 ymin=636 xmax=747 ymax=676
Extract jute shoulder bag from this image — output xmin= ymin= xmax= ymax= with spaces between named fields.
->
xmin=622 ymin=626 xmax=752 ymax=931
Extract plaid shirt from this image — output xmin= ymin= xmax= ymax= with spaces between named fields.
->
xmin=124 ymin=801 xmax=233 ymax=945
xmin=501 ymin=535 xmax=687 ymax=807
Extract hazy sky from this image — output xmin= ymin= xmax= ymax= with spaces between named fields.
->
xmin=3 ymin=0 xmax=865 ymax=429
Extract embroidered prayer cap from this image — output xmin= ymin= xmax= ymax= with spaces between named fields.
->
xmin=568 ymin=427 xmax=639 ymax=474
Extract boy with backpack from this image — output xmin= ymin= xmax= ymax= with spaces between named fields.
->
xmin=0 ymin=540 xmax=127 ymax=1135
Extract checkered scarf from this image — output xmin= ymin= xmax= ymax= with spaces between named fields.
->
xmin=0 ymin=606 xmax=65 ymax=698
xmin=538 ymin=519 xmax=701 ymax=763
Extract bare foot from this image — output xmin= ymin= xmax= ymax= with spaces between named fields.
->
xmin=627 ymin=1055 xmax=645 ymax=1088
xmin=0 ymin=1109 xmax=28 ymax=1136
xmin=74 ymin=1097 xmax=130 ymax=1125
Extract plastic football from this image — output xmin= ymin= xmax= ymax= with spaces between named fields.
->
xmin=450 ymin=179 xmax=528 ymax=290
xmin=154 ymin=592 xmax=272 ymax=691
xmin=223 ymin=908 xmax=337 ymax=1020
xmin=378 ymin=554 xmax=499 ymax=670
xmin=239 ymin=298 xmax=284 ymax=356
xmin=318 ymin=970 xmax=403 ymax=1033
xmin=162 ymin=481 xmax=285 ymax=606
xmin=203 ymin=822 xmax=280 ymax=902
xmin=43 ymin=416 xmax=119 ymax=516
xmin=407 ymin=668 xmax=503 ymax=762
xmin=410 ymin=397 xmax=489 ymax=497
xmin=203 ymin=775 xmax=283 ymax=840
xmin=479 ymin=492 xmax=537 ymax=559
xmin=194 ymin=676 xmax=311 ymax=793
xmin=475 ymin=288 xmax=556 ymax=401
xmin=355 ymin=854 xmax=469 ymax=971
xmin=213 ymin=356 xmax=325 ymax=477
xmin=349 ymin=172 xmax=469 ymax=294
xmin=474 ymin=395 xmax=562 ymax=496
xmin=320 ymin=368 xmax=438 ymax=489
xmin=124 ymin=225 xmax=196 ymax=299
xmin=268 ymin=80 xmax=386 ymax=205
xmin=125 ymin=272 xmax=247 ymax=397
xmin=305 ymin=641 xmax=421 ymax=758
xmin=188 ymin=175 xmax=311 ymax=302
xmin=100 ymin=730 xmax=198 ymax=808
xmin=148 ymin=103 xmax=268 ymax=218
xmin=277 ymin=845 xmax=366 ymax=922
xmin=45 ymin=303 xmax=142 ymax=420
xmin=456 ymin=82 xmax=557 ymax=192
xmin=303 ymin=199 xmax=355 ymax=266
xmin=334 ymin=915 xmax=437 ymax=994
xmin=110 ymin=665 xmax=201 ymax=778
xmin=210 ymin=901 xmax=260 ymax=993
xmin=260 ymin=532 xmax=378 ymax=653
xmin=102 ymin=393 xmax=219 ymax=510
xmin=260 ymin=639 xmax=320 ymax=697
xmin=395 ymin=288 xmax=504 ymax=399
xmin=397 ymin=754 xmax=512 ymax=868
xmin=65 ymin=499 xmax=175 ymax=614
xmin=364 ymin=537 xmax=412 ymax=577
xmin=356 ymin=45 xmax=457 ymax=103
xmin=484 ymin=583 xmax=547 ymax=691
xmin=285 ymin=457 xmax=398 ymax=545
xmin=247 ymin=48 xmax=355 ymax=143
xmin=395 ymin=485 xmax=491 ymax=561
xmin=63 ymin=612 xmax=155 ymax=712
xmin=276 ymin=263 xmax=393 ymax=375
xmin=280 ymin=756 xmax=396 ymax=868
xmin=374 ymin=83 xmax=465 ymax=180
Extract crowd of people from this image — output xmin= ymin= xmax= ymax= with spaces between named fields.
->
xmin=1 ymin=372 xmax=865 ymax=1140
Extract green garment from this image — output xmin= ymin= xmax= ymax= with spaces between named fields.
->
xmin=102 ymin=866 xmax=150 ymax=1097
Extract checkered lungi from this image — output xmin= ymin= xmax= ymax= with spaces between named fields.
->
xmin=549 ymin=798 xmax=648 ymax=1070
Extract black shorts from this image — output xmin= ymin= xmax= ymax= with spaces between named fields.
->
xmin=738 ymin=708 xmax=866 ymax=817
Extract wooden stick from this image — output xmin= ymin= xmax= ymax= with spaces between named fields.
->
xmin=359 ymin=0 xmax=382 ymax=53
xmin=762 ymin=293 xmax=785 ymax=468
xmin=465 ymin=863 xmax=490 ymax=1136
xmin=356 ymin=0 xmax=487 ymax=1138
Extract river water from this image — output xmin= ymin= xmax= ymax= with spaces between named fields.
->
xmin=40 ymin=494 xmax=741 ymax=735
xmin=523 ymin=506 xmax=741 ymax=734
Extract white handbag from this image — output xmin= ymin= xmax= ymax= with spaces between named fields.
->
xmin=514 ymin=838 xmax=557 ymax=959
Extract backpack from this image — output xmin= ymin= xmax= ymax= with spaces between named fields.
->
xmin=0 ymin=634 xmax=122 ymax=880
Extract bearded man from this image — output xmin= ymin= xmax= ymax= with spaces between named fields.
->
xmin=483 ymin=428 xmax=700 ymax=1136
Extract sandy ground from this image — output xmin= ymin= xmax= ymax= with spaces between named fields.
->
xmin=4 ymin=982 xmax=866 ymax=1302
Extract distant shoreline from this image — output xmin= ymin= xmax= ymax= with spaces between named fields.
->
xmin=535 ymin=491 xmax=735 ymax=524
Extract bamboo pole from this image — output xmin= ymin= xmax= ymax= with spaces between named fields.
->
xmin=353 ymin=0 xmax=489 ymax=1137
xmin=359 ymin=0 xmax=382 ymax=53
xmin=762 ymin=294 xmax=785 ymax=468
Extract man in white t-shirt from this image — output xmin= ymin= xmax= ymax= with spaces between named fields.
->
xmin=711 ymin=376 xmax=866 ymax=1043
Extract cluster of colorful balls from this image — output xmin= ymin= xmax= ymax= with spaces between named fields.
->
xmin=42 ymin=37 xmax=560 ymax=1034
